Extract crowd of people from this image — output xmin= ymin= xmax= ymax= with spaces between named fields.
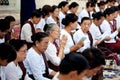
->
xmin=0 ymin=0 xmax=120 ymax=80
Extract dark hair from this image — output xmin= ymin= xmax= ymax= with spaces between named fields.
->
xmin=31 ymin=9 xmax=42 ymax=18
xmin=92 ymin=12 xmax=104 ymax=20
xmin=42 ymin=5 xmax=52 ymax=18
xmin=0 ymin=43 xmax=16 ymax=63
xmin=58 ymin=1 xmax=68 ymax=8
xmin=69 ymin=2 xmax=79 ymax=9
xmin=82 ymin=47 xmax=105 ymax=69
xmin=111 ymin=6 xmax=119 ymax=12
xmin=4 ymin=16 xmax=15 ymax=25
xmin=81 ymin=17 xmax=91 ymax=24
xmin=106 ymin=0 xmax=115 ymax=3
xmin=118 ymin=4 xmax=120 ymax=10
xmin=62 ymin=13 xmax=78 ymax=26
xmin=86 ymin=1 xmax=95 ymax=8
xmin=0 ymin=19 xmax=10 ymax=32
xmin=51 ymin=5 xmax=58 ymax=13
xmin=104 ymin=8 xmax=114 ymax=18
xmin=97 ymin=1 xmax=105 ymax=7
xmin=9 ymin=39 xmax=27 ymax=51
xmin=60 ymin=52 xmax=89 ymax=74
xmin=31 ymin=32 xmax=49 ymax=45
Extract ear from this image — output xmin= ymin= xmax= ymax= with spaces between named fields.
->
xmin=69 ymin=22 xmax=73 ymax=27
xmin=35 ymin=41 xmax=39 ymax=47
xmin=68 ymin=71 xmax=78 ymax=79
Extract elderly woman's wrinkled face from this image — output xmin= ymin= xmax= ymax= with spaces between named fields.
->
xmin=51 ymin=25 xmax=60 ymax=39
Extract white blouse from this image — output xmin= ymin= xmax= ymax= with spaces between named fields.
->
xmin=89 ymin=23 xmax=106 ymax=46
xmin=24 ymin=47 xmax=52 ymax=80
xmin=21 ymin=23 xmax=33 ymax=43
xmin=73 ymin=29 xmax=90 ymax=52
xmin=60 ymin=29 xmax=74 ymax=54
xmin=4 ymin=62 xmax=32 ymax=80
xmin=100 ymin=20 xmax=118 ymax=43
xmin=78 ymin=9 xmax=89 ymax=23
xmin=45 ymin=42 xmax=61 ymax=66
xmin=0 ymin=66 xmax=6 ymax=80
xmin=58 ymin=11 xmax=65 ymax=29
xmin=35 ymin=18 xmax=46 ymax=32
xmin=46 ymin=16 xmax=57 ymax=24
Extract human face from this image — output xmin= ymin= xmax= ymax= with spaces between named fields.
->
xmin=107 ymin=13 xmax=114 ymax=21
xmin=0 ymin=59 xmax=9 ymax=66
xmin=71 ymin=6 xmax=79 ymax=14
xmin=37 ymin=37 xmax=49 ymax=53
xmin=33 ymin=16 xmax=41 ymax=24
xmin=0 ymin=30 xmax=8 ymax=39
xmin=96 ymin=17 xmax=104 ymax=26
xmin=81 ymin=20 xmax=91 ymax=33
xmin=62 ymin=4 xmax=69 ymax=13
xmin=53 ymin=8 xmax=59 ymax=18
xmin=9 ymin=21 xmax=15 ymax=32
xmin=51 ymin=26 xmax=60 ymax=39
xmin=70 ymin=21 xmax=78 ymax=30
xmin=88 ymin=7 xmax=94 ymax=12
xmin=113 ymin=11 xmax=118 ymax=18
xmin=86 ymin=65 xmax=103 ymax=77
xmin=17 ymin=44 xmax=27 ymax=61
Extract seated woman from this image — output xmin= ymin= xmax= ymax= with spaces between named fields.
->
xmin=52 ymin=52 xmax=89 ymax=80
xmin=45 ymin=23 xmax=67 ymax=71
xmin=4 ymin=39 xmax=31 ymax=80
xmin=24 ymin=32 xmax=56 ymax=80
xmin=60 ymin=13 xmax=84 ymax=54
xmin=82 ymin=47 xmax=105 ymax=80
xmin=0 ymin=43 xmax=16 ymax=80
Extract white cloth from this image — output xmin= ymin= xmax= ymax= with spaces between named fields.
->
xmin=116 ymin=15 xmax=120 ymax=29
xmin=89 ymin=23 xmax=106 ymax=46
xmin=95 ymin=6 xmax=104 ymax=13
xmin=82 ymin=76 xmax=91 ymax=80
xmin=0 ymin=38 xmax=5 ymax=43
xmin=21 ymin=23 xmax=33 ymax=43
xmin=58 ymin=11 xmax=65 ymax=29
xmin=0 ymin=66 xmax=6 ymax=80
xmin=52 ymin=72 xmax=59 ymax=80
xmin=78 ymin=9 xmax=93 ymax=23
xmin=100 ymin=20 xmax=118 ymax=43
xmin=4 ymin=62 xmax=32 ymax=80
xmin=46 ymin=16 xmax=57 ymax=24
xmin=60 ymin=29 xmax=74 ymax=54
xmin=45 ymin=42 xmax=61 ymax=66
xmin=24 ymin=47 xmax=52 ymax=80
xmin=73 ymin=29 xmax=90 ymax=52
xmin=35 ymin=18 xmax=46 ymax=32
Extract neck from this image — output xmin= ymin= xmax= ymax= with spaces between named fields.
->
xmin=61 ymin=10 xmax=66 ymax=15
xmin=93 ymin=21 xmax=98 ymax=26
xmin=106 ymin=18 xmax=111 ymax=22
xmin=14 ymin=59 xmax=18 ymax=65
xmin=86 ymin=8 xmax=90 ymax=12
xmin=64 ymin=26 xmax=72 ymax=34
xmin=52 ymin=15 xmax=57 ymax=22
xmin=58 ymin=74 xmax=71 ymax=80
xmin=49 ymin=36 xmax=54 ymax=43
xmin=33 ymin=46 xmax=41 ymax=54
